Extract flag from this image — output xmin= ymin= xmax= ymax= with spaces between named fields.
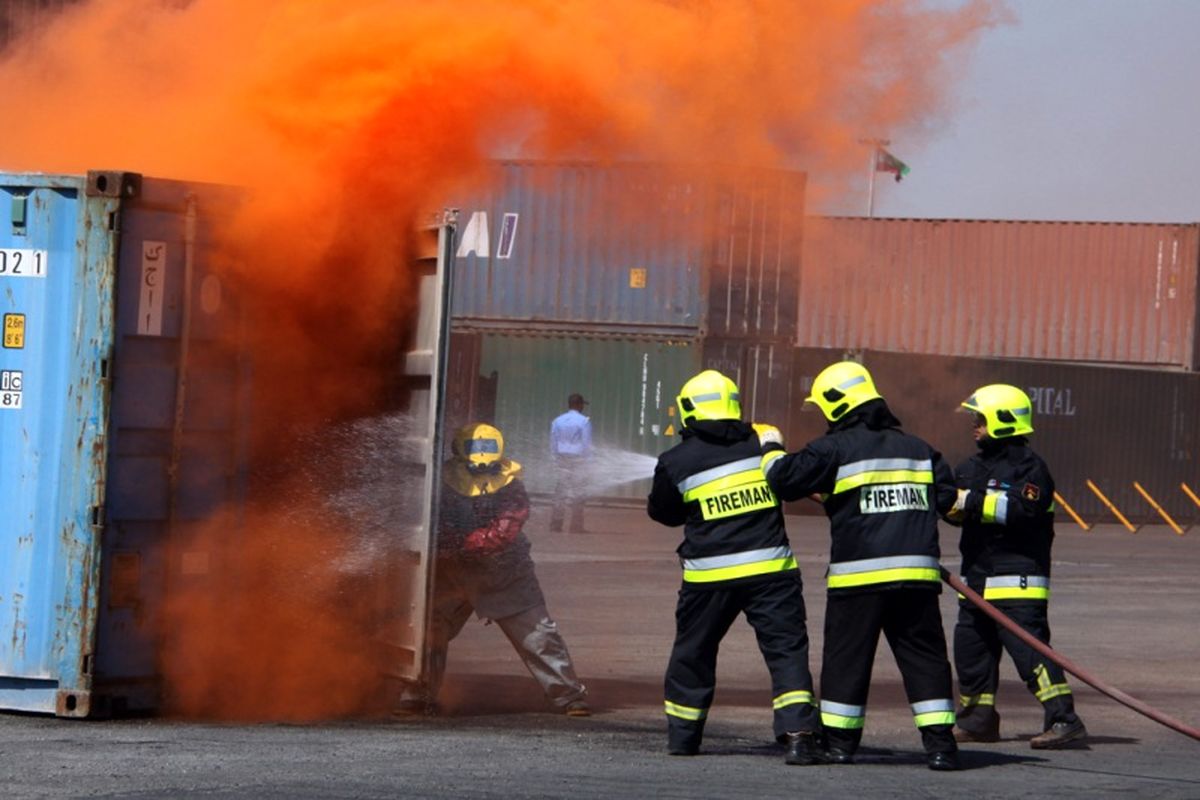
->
xmin=875 ymin=148 xmax=910 ymax=182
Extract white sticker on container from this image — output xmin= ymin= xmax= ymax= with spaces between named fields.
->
xmin=0 ymin=369 xmax=22 ymax=409
xmin=0 ymin=248 xmax=47 ymax=278
xmin=139 ymin=241 xmax=167 ymax=336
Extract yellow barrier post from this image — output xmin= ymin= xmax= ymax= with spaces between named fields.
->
xmin=1132 ymin=482 xmax=1184 ymax=536
xmin=1086 ymin=479 xmax=1137 ymax=533
xmin=1182 ymin=482 xmax=1200 ymax=511
xmin=1053 ymin=492 xmax=1091 ymax=532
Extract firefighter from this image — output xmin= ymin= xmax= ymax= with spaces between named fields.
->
xmin=647 ymin=369 xmax=823 ymax=765
xmin=394 ymin=423 xmax=590 ymax=717
xmin=761 ymin=361 xmax=961 ymax=771
xmin=946 ymin=384 xmax=1087 ymax=749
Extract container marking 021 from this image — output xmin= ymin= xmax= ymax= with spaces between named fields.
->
xmin=0 ymin=248 xmax=47 ymax=277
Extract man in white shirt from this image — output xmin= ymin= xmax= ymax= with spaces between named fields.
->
xmin=549 ymin=393 xmax=592 ymax=533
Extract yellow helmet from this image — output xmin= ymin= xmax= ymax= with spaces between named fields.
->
xmin=961 ymin=384 xmax=1033 ymax=438
xmin=452 ymin=422 xmax=505 ymax=471
xmin=677 ymin=369 xmax=741 ymax=426
xmin=806 ymin=361 xmax=882 ymax=422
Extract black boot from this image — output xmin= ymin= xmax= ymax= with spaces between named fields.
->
xmin=928 ymin=750 xmax=962 ymax=771
xmin=783 ymin=732 xmax=826 ymax=766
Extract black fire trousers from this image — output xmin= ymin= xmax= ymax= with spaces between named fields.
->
xmin=664 ymin=573 xmax=820 ymax=752
xmin=820 ymin=589 xmax=957 ymax=756
xmin=954 ymin=600 xmax=1079 ymax=731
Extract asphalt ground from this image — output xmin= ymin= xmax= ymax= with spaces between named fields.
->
xmin=2 ymin=506 xmax=1199 ymax=799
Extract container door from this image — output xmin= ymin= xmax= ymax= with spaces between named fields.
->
xmin=380 ymin=214 xmax=456 ymax=683
xmin=0 ymin=172 xmax=126 ymax=716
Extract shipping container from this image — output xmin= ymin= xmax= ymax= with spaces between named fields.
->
xmin=449 ymin=161 xmax=804 ymax=340
xmin=701 ymin=338 xmax=795 ymax=428
xmin=789 ymin=348 xmax=1200 ymax=527
xmin=798 ymin=218 xmax=1200 ymax=369
xmin=0 ymin=171 xmax=455 ymax=716
xmin=447 ymin=329 xmax=701 ymax=500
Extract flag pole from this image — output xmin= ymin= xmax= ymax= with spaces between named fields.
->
xmin=859 ymin=137 xmax=890 ymax=218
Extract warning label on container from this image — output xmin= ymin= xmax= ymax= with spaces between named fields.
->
xmin=3 ymin=314 xmax=24 ymax=349
xmin=0 ymin=248 xmax=47 ymax=277
xmin=0 ymin=369 xmax=22 ymax=409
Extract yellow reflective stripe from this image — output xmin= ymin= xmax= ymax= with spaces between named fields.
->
xmin=820 ymin=712 xmax=865 ymax=730
xmin=683 ymin=556 xmax=797 ymax=584
xmin=960 ymin=693 xmax=995 ymax=707
xmin=914 ymin=711 xmax=956 ymax=727
xmin=1035 ymin=684 xmax=1073 ymax=702
xmin=827 ymin=567 xmax=940 ymax=589
xmin=773 ymin=690 xmax=815 ymax=710
xmin=833 ymin=469 xmax=933 ymax=495
xmin=982 ymin=491 xmax=1009 ymax=524
xmin=761 ymin=450 xmax=784 ymax=474
xmin=983 ymin=586 xmax=1050 ymax=601
xmin=664 ymin=700 xmax=707 ymax=721
xmin=682 ymin=468 xmax=766 ymax=502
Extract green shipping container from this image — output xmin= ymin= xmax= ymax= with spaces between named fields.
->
xmin=473 ymin=333 xmax=701 ymax=500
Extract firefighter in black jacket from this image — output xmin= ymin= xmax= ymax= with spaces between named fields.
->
xmin=947 ymin=384 xmax=1087 ymax=749
xmin=647 ymin=369 xmax=823 ymax=765
xmin=761 ymin=361 xmax=961 ymax=771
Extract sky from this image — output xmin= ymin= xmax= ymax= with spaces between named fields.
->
xmin=823 ymin=0 xmax=1200 ymax=223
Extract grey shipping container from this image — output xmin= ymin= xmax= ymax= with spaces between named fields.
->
xmin=798 ymin=218 xmax=1200 ymax=369
xmin=445 ymin=329 xmax=701 ymax=500
xmin=789 ymin=348 xmax=1200 ymax=527
xmin=449 ymin=161 xmax=804 ymax=340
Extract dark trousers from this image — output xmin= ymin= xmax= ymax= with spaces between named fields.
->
xmin=820 ymin=590 xmax=956 ymax=756
xmin=664 ymin=574 xmax=820 ymax=751
xmin=954 ymin=600 xmax=1079 ymax=731
xmin=550 ymin=455 xmax=586 ymax=533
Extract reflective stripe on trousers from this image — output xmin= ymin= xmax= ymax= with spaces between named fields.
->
xmin=820 ymin=699 xmax=866 ymax=730
xmin=982 ymin=574 xmax=1050 ymax=601
xmin=826 ymin=555 xmax=941 ymax=590
xmin=681 ymin=545 xmax=797 ymax=583
xmin=664 ymin=700 xmax=707 ymax=721
xmin=911 ymin=698 xmax=956 ymax=728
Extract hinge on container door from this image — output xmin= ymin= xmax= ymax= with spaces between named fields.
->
xmin=90 ymin=504 xmax=105 ymax=530
xmin=11 ymin=193 xmax=27 ymax=236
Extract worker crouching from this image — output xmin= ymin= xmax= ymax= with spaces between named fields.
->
xmin=395 ymin=423 xmax=590 ymax=718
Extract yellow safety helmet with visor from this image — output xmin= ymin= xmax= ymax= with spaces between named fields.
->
xmin=452 ymin=422 xmax=505 ymax=472
xmin=677 ymin=369 xmax=741 ymax=426
xmin=806 ymin=361 xmax=882 ymax=421
xmin=961 ymin=384 xmax=1033 ymax=438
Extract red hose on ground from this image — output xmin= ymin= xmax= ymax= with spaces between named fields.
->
xmin=941 ymin=568 xmax=1200 ymax=743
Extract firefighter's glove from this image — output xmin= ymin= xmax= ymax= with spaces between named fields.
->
xmin=753 ymin=423 xmax=785 ymax=451
xmin=463 ymin=516 xmax=521 ymax=554
xmin=945 ymin=488 xmax=970 ymax=524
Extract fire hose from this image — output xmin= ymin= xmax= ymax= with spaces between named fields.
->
xmin=941 ymin=567 xmax=1200 ymax=742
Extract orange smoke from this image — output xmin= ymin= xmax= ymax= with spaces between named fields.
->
xmin=0 ymin=0 xmax=1001 ymax=718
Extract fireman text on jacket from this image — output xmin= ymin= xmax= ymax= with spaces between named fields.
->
xmin=859 ymin=483 xmax=929 ymax=514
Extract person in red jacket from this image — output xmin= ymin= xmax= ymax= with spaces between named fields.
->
xmin=394 ymin=423 xmax=590 ymax=717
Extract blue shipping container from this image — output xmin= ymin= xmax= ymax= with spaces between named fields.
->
xmin=0 ymin=171 xmax=248 ymax=716
xmin=450 ymin=161 xmax=805 ymax=339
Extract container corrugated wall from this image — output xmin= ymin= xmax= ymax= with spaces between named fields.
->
xmin=450 ymin=161 xmax=804 ymax=340
xmin=799 ymin=218 xmax=1200 ymax=369
xmin=449 ymin=331 xmax=700 ymax=500
xmin=789 ymin=348 xmax=1200 ymax=526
